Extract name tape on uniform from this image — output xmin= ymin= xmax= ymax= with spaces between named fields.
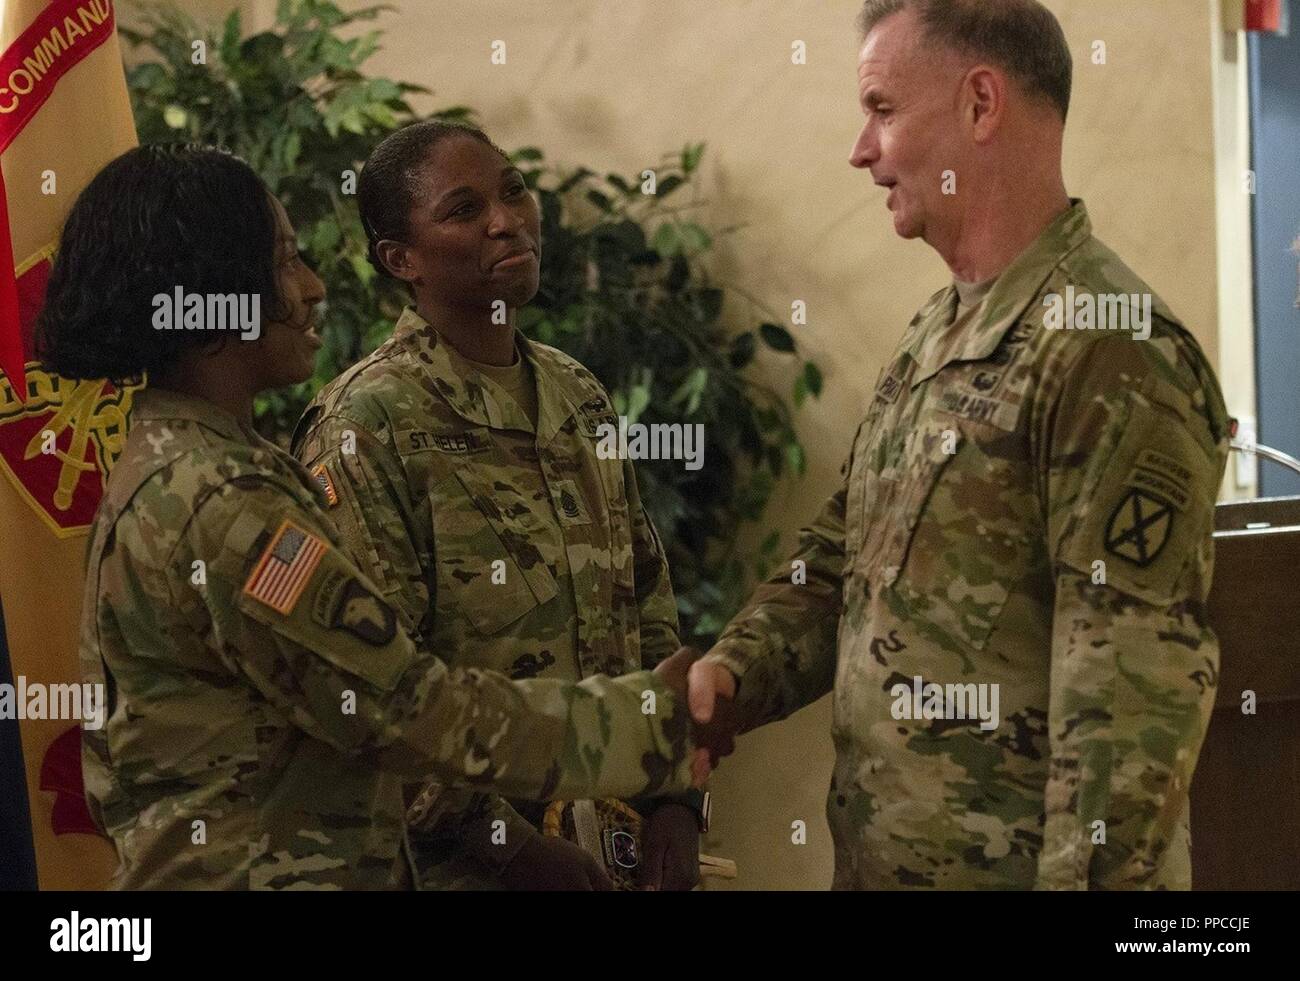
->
xmin=398 ymin=429 xmax=489 ymax=455
xmin=935 ymin=388 xmax=1019 ymax=431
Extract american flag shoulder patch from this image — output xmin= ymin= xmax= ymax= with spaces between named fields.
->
xmin=311 ymin=462 xmax=339 ymax=507
xmin=243 ymin=518 xmax=329 ymax=615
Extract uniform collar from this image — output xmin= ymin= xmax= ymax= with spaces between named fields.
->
xmin=392 ymin=306 xmax=588 ymax=444
xmin=131 ymin=387 xmax=260 ymax=445
xmin=119 ymin=388 xmax=324 ymax=512
xmin=912 ymin=199 xmax=1093 ymax=387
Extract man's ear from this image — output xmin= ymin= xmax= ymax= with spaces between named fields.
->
xmin=965 ymin=65 xmax=1006 ymax=143
xmin=376 ymin=239 xmax=418 ymax=284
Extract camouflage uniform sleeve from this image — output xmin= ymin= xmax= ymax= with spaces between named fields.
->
xmin=625 ymin=456 xmax=681 ymax=668
xmin=699 ymin=466 xmax=848 ymax=731
xmin=1033 ymin=330 xmax=1227 ymax=890
xmin=619 ymin=461 xmax=705 ymax=820
xmin=296 ymin=415 xmax=545 ymax=868
xmin=175 ymin=477 xmax=697 ymax=801
xmin=295 ymin=415 xmax=429 ymax=629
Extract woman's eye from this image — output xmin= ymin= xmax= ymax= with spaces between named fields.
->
xmin=506 ymin=183 xmax=527 ymax=197
xmin=450 ymin=202 xmax=478 ymax=218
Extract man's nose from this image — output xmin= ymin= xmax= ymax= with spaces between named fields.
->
xmin=850 ymin=122 xmax=878 ymax=170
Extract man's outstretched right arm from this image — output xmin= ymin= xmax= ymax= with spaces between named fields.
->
xmin=694 ymin=466 xmax=850 ymax=730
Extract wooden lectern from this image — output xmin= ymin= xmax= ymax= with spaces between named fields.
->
xmin=1192 ymin=495 xmax=1300 ymax=890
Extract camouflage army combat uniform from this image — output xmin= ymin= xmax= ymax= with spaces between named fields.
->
xmin=704 ymin=201 xmax=1230 ymax=890
xmin=80 ymin=388 xmax=695 ymax=890
xmin=292 ymin=308 xmax=688 ymax=888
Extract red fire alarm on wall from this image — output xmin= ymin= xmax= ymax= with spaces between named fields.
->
xmin=1246 ymin=0 xmax=1286 ymax=32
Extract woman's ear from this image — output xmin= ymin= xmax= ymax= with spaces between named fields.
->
xmin=376 ymin=239 xmax=418 ymax=284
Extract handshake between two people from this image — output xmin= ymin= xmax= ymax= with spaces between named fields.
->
xmin=653 ymin=646 xmax=742 ymax=787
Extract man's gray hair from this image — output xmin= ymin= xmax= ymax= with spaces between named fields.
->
xmin=857 ymin=0 xmax=1073 ymax=120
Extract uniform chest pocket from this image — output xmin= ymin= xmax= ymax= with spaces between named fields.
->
xmin=842 ymin=404 xmax=890 ymax=571
xmin=887 ymin=420 xmax=1020 ymax=653
xmin=863 ymin=421 xmax=962 ymax=582
xmin=430 ymin=470 xmax=558 ymax=636
xmin=850 ymin=418 xmax=1015 ymax=652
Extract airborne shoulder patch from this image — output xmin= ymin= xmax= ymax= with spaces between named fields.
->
xmin=243 ymin=519 xmax=329 ymax=614
xmin=311 ymin=463 xmax=339 ymax=507
xmin=310 ymin=568 xmax=397 ymax=646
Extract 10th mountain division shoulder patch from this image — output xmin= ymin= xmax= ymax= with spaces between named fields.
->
xmin=1105 ymin=489 xmax=1174 ymax=567
xmin=1103 ymin=447 xmax=1197 ymax=568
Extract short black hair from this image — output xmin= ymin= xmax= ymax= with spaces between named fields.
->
xmin=358 ymin=120 xmax=507 ymax=279
xmin=36 ymin=144 xmax=287 ymax=384
xmin=857 ymin=0 xmax=1073 ymax=120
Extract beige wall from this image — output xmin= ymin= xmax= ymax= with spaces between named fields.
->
xmin=149 ymin=0 xmax=1253 ymax=888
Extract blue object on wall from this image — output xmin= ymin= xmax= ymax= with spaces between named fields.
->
xmin=0 ymin=592 xmax=39 ymax=889
xmin=1250 ymin=30 xmax=1300 ymax=497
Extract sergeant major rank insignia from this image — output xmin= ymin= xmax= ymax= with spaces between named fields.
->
xmin=551 ymin=479 xmax=591 ymax=525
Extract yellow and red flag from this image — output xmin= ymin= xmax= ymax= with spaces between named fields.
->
xmin=0 ymin=0 xmax=137 ymax=889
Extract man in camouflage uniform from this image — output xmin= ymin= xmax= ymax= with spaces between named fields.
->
xmin=82 ymin=387 xmax=700 ymax=890
xmin=688 ymin=0 xmax=1230 ymax=889
xmin=293 ymin=308 xmax=705 ymax=889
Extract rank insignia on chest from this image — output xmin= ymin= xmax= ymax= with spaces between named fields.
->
xmin=876 ymin=373 xmax=905 ymax=405
xmin=1105 ymin=489 xmax=1174 ymax=567
xmin=551 ymin=479 xmax=592 ymax=526
xmin=243 ymin=519 xmax=329 ymax=614
xmin=311 ymin=463 xmax=339 ymax=507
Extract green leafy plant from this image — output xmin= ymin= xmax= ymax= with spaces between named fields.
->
xmin=509 ymin=146 xmax=823 ymax=638
xmin=122 ymin=0 xmax=824 ymax=641
xmin=123 ymin=0 xmax=467 ymax=428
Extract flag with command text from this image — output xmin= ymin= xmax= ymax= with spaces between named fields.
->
xmin=0 ymin=0 xmax=137 ymax=889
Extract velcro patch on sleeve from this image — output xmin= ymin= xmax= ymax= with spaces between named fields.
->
xmin=1124 ymin=449 xmax=1193 ymax=512
xmin=311 ymin=463 xmax=340 ymax=507
xmin=310 ymin=569 xmax=398 ymax=646
xmin=1104 ymin=490 xmax=1175 ymax=567
xmin=1061 ymin=402 xmax=1214 ymax=605
xmin=242 ymin=518 xmax=328 ymax=615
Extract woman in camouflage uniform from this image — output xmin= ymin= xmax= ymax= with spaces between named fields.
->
xmin=35 ymin=144 xmax=702 ymax=890
xmin=292 ymin=122 xmax=709 ymax=890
